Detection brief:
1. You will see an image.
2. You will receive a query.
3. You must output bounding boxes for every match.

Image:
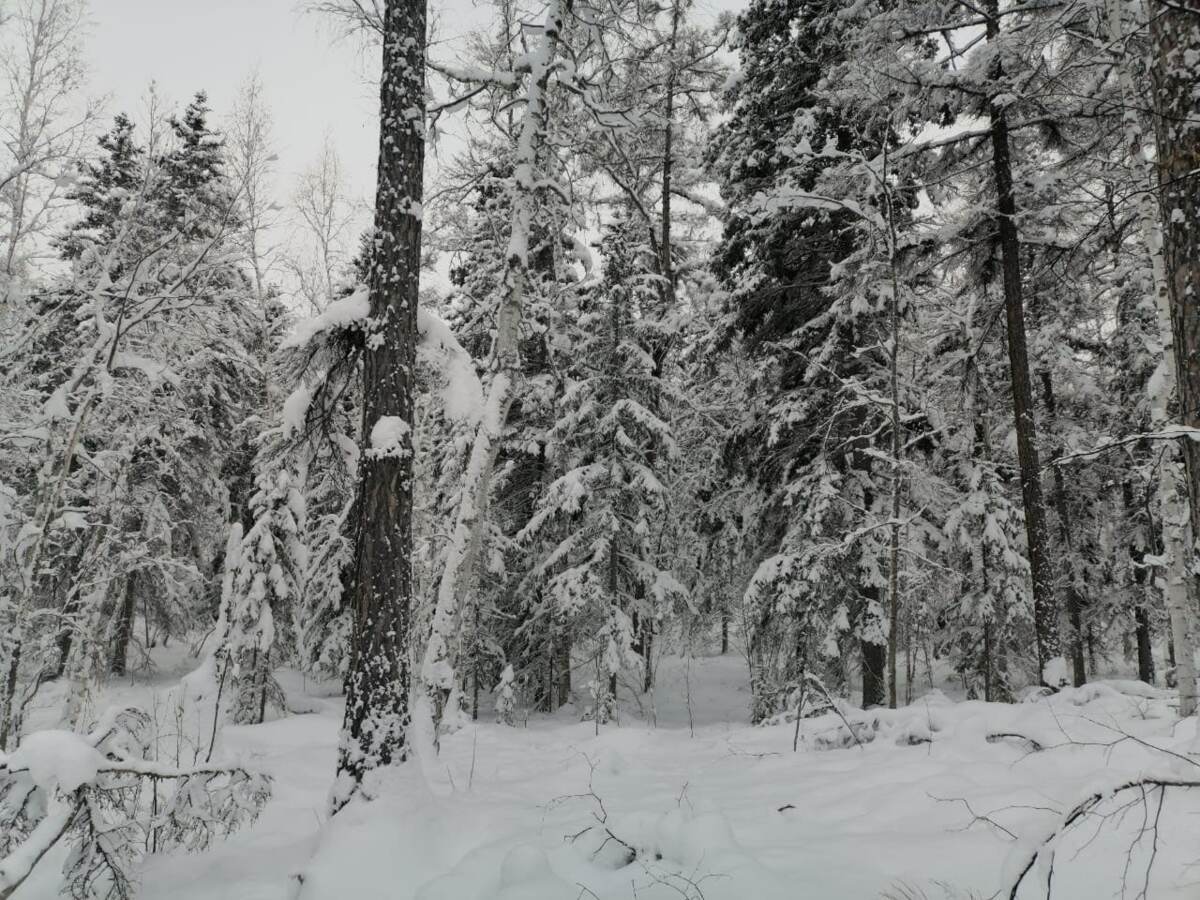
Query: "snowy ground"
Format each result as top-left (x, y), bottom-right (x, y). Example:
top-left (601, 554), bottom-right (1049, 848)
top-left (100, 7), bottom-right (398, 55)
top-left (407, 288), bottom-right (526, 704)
top-left (14, 652), bottom-right (1200, 900)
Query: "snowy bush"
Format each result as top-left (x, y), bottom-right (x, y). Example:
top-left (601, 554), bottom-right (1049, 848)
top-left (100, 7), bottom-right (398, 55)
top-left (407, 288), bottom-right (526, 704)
top-left (494, 665), bottom-right (516, 726)
top-left (0, 708), bottom-right (269, 899)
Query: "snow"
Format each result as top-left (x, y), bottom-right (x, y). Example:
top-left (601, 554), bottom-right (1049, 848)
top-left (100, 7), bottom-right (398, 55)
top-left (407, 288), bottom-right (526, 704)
top-left (2, 729), bottom-right (101, 793)
top-left (281, 287), bottom-right (371, 350)
top-left (8, 653), bottom-right (1175, 900)
top-left (367, 415), bottom-right (410, 459)
top-left (417, 307), bottom-right (483, 425)
top-left (282, 384), bottom-right (313, 439)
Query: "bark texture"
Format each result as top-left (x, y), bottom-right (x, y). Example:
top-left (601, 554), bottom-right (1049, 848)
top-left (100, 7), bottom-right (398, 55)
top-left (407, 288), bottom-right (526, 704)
top-left (335, 0), bottom-right (425, 802)
top-left (1151, 0), bottom-right (1200, 717)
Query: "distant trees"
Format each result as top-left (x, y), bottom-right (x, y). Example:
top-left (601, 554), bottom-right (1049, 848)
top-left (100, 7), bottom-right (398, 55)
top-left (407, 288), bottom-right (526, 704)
top-left (0, 94), bottom-right (266, 747)
top-left (3, 0), bottom-right (1200, 814)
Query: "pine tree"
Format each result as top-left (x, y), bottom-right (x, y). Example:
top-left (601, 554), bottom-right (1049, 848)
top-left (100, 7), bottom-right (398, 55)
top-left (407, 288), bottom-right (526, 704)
top-left (334, 0), bottom-right (425, 806)
top-left (216, 445), bottom-right (306, 725)
top-left (518, 214), bottom-right (686, 717)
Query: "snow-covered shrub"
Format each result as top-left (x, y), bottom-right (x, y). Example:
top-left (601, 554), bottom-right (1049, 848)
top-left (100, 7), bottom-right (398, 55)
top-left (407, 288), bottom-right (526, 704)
top-left (495, 664), bottom-right (516, 726)
top-left (0, 708), bottom-right (270, 899)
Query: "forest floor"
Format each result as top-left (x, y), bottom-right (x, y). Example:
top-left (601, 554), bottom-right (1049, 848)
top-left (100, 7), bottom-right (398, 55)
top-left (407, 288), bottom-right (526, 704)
top-left (14, 652), bottom-right (1200, 900)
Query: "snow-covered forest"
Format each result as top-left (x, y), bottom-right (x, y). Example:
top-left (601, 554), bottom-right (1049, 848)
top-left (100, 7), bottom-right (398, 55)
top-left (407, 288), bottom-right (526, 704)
top-left (2, 0), bottom-right (1200, 896)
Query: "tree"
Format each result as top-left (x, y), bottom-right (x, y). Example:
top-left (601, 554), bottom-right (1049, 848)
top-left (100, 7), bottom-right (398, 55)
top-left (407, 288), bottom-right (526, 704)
top-left (418, 0), bottom-right (570, 737)
top-left (0, 0), bottom-right (98, 282)
top-left (334, 0), bottom-right (425, 807)
top-left (216, 446), bottom-right (306, 726)
top-left (1151, 0), bottom-right (1200, 716)
top-left (709, 0), bottom-right (899, 709)
top-left (227, 71), bottom-right (281, 304)
top-left (0, 96), bottom-right (264, 746)
top-left (517, 214), bottom-right (686, 715)
top-left (288, 139), bottom-right (360, 314)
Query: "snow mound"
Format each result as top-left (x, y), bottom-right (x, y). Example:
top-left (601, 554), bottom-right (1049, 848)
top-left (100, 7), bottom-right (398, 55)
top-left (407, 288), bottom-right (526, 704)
top-left (3, 730), bottom-right (101, 793)
top-left (281, 287), bottom-right (370, 349)
top-left (368, 415), bottom-right (409, 459)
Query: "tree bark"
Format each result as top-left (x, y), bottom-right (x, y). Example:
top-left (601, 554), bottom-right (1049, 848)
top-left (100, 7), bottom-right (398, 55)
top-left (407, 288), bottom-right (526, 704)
top-left (1038, 372), bottom-right (1086, 687)
top-left (334, 0), bottom-right (424, 806)
top-left (109, 574), bottom-right (136, 677)
top-left (984, 0), bottom-right (1059, 679)
top-left (861, 638), bottom-right (886, 709)
top-left (1151, 0), bottom-right (1200, 718)
top-left (861, 586), bottom-right (886, 708)
top-left (1135, 607), bottom-right (1155, 685)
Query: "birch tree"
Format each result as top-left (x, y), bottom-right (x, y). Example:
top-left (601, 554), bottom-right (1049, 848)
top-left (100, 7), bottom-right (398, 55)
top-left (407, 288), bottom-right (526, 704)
top-left (1150, 0), bottom-right (1200, 716)
top-left (0, 0), bottom-right (98, 281)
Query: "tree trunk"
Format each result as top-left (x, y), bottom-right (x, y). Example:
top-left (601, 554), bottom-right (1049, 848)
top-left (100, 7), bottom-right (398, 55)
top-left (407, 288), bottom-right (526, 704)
top-left (334, 0), bottom-right (424, 807)
top-left (109, 575), bottom-right (136, 677)
top-left (1135, 607), bottom-right (1155, 685)
top-left (419, 0), bottom-right (565, 735)
top-left (861, 638), bottom-right (886, 709)
top-left (557, 635), bottom-right (571, 707)
top-left (861, 586), bottom-right (886, 708)
top-left (984, 0), bottom-right (1059, 680)
top-left (1151, 0), bottom-right (1200, 718)
top-left (1038, 372), bottom-right (1086, 686)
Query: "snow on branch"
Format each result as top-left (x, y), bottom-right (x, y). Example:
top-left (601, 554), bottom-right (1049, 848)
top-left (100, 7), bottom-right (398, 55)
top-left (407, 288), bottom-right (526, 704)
top-left (0, 709), bottom-right (270, 900)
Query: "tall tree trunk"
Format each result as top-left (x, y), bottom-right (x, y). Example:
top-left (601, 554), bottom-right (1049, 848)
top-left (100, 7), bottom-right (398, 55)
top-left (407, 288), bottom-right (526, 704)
top-left (984, 0), bottom-right (1058, 679)
top-left (1038, 372), bottom-right (1086, 686)
top-left (109, 575), bottom-right (136, 677)
top-left (418, 0), bottom-right (565, 736)
top-left (659, 0), bottom-right (680, 309)
top-left (1134, 607), bottom-right (1155, 685)
top-left (882, 141), bottom-right (904, 709)
top-left (334, 0), bottom-right (424, 807)
top-left (556, 634), bottom-right (571, 707)
top-left (1151, 0), bottom-right (1200, 718)
top-left (861, 586), bottom-right (886, 708)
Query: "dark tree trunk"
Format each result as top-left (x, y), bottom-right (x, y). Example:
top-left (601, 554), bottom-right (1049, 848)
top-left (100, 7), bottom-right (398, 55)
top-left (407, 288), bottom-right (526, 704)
top-left (1134, 607), bottom-right (1155, 685)
top-left (985, 0), bottom-right (1059, 679)
top-left (861, 638), bottom-right (886, 709)
top-left (641, 622), bottom-right (653, 694)
top-left (1039, 372), bottom-right (1086, 686)
top-left (861, 586), bottom-right (886, 708)
top-left (109, 575), bottom-right (136, 677)
top-left (1125, 480), bottom-right (1157, 686)
top-left (335, 0), bottom-right (425, 805)
top-left (556, 635), bottom-right (571, 707)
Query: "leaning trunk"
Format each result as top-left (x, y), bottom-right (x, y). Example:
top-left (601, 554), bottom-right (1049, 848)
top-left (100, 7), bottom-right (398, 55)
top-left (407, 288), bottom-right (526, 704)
top-left (418, 0), bottom-right (566, 737)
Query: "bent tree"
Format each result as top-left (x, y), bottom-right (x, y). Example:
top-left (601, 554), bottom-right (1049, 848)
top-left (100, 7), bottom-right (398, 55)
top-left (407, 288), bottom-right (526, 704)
top-left (334, 0), bottom-right (426, 807)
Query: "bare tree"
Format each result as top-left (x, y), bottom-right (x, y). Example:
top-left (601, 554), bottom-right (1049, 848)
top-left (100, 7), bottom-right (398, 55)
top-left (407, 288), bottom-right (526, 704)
top-left (227, 71), bottom-right (280, 303)
top-left (287, 138), bottom-right (360, 312)
top-left (0, 0), bottom-right (99, 281)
